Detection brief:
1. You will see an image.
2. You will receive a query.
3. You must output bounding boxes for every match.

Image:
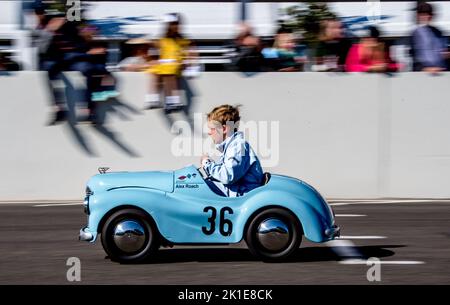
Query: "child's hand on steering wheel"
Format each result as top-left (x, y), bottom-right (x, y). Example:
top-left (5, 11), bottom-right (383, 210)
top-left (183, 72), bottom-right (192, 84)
top-left (200, 154), bottom-right (210, 167)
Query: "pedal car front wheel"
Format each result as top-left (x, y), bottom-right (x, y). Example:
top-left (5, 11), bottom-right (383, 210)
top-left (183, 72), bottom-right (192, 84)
top-left (101, 208), bottom-right (160, 263)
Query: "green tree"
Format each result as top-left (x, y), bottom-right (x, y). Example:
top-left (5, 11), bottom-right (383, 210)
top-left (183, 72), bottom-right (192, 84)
top-left (281, 2), bottom-right (337, 45)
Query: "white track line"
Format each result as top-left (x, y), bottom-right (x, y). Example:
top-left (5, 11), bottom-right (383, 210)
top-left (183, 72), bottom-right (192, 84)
top-left (0, 201), bottom-right (80, 205)
top-left (337, 236), bottom-right (387, 240)
top-left (335, 214), bottom-right (366, 217)
top-left (340, 259), bottom-right (425, 265)
top-left (327, 231), bottom-right (426, 266)
top-left (328, 199), bottom-right (450, 203)
top-left (326, 240), bottom-right (364, 259)
top-left (330, 203), bottom-right (353, 206)
top-left (329, 241), bottom-right (426, 266)
top-left (33, 203), bottom-right (83, 207)
top-left (329, 199), bottom-right (450, 206)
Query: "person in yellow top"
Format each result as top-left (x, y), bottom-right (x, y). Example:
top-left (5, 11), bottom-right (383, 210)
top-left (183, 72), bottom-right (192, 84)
top-left (145, 13), bottom-right (191, 110)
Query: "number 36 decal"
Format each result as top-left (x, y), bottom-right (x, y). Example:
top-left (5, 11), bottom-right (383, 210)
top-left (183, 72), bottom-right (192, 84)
top-left (202, 206), bottom-right (233, 236)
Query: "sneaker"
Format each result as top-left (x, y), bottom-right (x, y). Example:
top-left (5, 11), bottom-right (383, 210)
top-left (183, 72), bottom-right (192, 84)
top-left (165, 95), bottom-right (184, 111)
top-left (91, 90), bottom-right (120, 102)
top-left (144, 93), bottom-right (162, 110)
top-left (91, 91), bottom-right (109, 102)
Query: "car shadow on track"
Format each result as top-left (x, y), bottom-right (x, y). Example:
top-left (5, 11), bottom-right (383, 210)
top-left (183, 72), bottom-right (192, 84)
top-left (122, 245), bottom-right (404, 264)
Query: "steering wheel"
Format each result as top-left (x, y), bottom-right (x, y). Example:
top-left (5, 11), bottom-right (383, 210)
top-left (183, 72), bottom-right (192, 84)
top-left (197, 166), bottom-right (209, 180)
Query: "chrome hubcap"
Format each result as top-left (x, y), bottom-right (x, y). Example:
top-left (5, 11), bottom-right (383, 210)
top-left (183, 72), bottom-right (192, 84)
top-left (113, 220), bottom-right (147, 253)
top-left (256, 218), bottom-right (290, 252)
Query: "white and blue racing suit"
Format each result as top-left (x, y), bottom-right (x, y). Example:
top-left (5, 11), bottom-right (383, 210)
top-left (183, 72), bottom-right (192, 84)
top-left (202, 131), bottom-right (264, 197)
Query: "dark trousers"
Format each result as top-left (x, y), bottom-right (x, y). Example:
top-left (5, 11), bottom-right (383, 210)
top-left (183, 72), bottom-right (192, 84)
top-left (42, 53), bottom-right (114, 113)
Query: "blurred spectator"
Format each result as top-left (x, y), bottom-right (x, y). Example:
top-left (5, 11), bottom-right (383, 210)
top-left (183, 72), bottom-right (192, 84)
top-left (313, 18), bottom-right (351, 72)
top-left (80, 24), bottom-right (119, 105)
top-left (232, 23), bottom-right (264, 72)
top-left (263, 26), bottom-right (302, 72)
top-left (32, 4), bottom-right (56, 56)
top-left (36, 11), bottom-right (81, 124)
top-left (145, 13), bottom-right (190, 110)
top-left (35, 6), bottom-right (118, 125)
top-left (345, 26), bottom-right (399, 73)
top-left (410, 2), bottom-right (448, 72)
top-left (118, 38), bottom-right (151, 72)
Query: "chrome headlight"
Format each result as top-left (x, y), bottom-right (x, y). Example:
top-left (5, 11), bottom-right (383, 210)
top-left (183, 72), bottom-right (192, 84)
top-left (85, 186), bottom-right (93, 196)
top-left (83, 196), bottom-right (90, 215)
top-left (83, 187), bottom-right (92, 215)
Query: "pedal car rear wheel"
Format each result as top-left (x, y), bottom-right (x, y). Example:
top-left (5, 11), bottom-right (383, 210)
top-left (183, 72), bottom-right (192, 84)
top-left (245, 208), bottom-right (302, 261)
top-left (101, 208), bottom-right (159, 263)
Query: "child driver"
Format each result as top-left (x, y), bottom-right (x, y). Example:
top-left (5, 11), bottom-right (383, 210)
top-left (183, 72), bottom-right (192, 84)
top-left (201, 104), bottom-right (264, 197)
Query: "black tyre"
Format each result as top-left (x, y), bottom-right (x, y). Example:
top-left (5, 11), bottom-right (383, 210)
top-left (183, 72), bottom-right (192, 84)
top-left (101, 208), bottom-right (159, 263)
top-left (245, 208), bottom-right (302, 261)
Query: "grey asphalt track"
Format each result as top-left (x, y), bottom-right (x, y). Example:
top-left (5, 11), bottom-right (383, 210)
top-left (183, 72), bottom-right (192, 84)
top-left (0, 201), bottom-right (449, 284)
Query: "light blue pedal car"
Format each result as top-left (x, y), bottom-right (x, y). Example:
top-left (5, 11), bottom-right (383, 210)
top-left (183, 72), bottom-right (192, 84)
top-left (79, 165), bottom-right (340, 263)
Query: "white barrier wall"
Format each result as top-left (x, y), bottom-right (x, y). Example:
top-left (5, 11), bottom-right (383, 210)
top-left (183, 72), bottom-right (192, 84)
top-left (1, 72), bottom-right (450, 200)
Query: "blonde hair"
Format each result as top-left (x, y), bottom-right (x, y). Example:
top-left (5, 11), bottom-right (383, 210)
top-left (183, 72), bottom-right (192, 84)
top-left (207, 104), bottom-right (241, 131)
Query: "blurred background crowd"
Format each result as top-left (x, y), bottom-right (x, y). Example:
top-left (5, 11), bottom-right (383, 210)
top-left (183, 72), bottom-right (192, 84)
top-left (0, 1), bottom-right (448, 73)
top-left (0, 1), bottom-right (449, 125)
